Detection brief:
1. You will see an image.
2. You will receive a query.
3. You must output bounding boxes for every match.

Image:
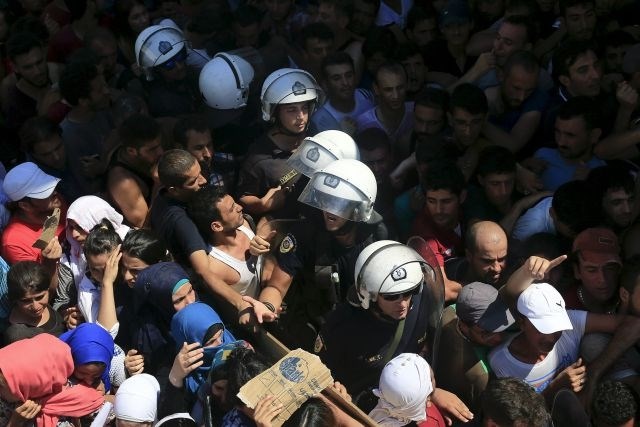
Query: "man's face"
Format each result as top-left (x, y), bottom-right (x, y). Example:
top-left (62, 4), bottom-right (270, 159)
top-left (215, 194), bottom-right (245, 231)
top-left (322, 211), bottom-right (349, 232)
top-left (603, 188), bottom-right (635, 228)
top-left (463, 322), bottom-right (505, 347)
top-left (477, 0), bottom-right (505, 22)
top-left (265, 0), bottom-right (294, 22)
top-left (374, 70), bottom-right (407, 110)
top-left (479, 172), bottom-right (515, 209)
top-left (376, 291), bottom-right (414, 320)
top-left (87, 74), bottom-right (110, 111)
top-left (324, 63), bottom-right (356, 102)
top-left (400, 53), bottom-right (426, 94)
top-left (277, 101), bottom-right (310, 134)
top-left (501, 66), bottom-right (538, 109)
top-left (170, 161), bottom-right (207, 201)
top-left (564, 3), bottom-right (597, 41)
top-left (304, 37), bottom-right (333, 68)
top-left (128, 4), bottom-right (150, 35)
top-left (361, 147), bottom-right (393, 184)
top-left (185, 129), bottom-right (214, 169)
top-left (407, 18), bottom-right (438, 47)
top-left (21, 190), bottom-right (62, 220)
top-left (520, 317), bottom-right (563, 356)
top-left (350, 0), bottom-right (377, 35)
top-left (493, 23), bottom-right (529, 66)
top-left (32, 135), bottom-right (66, 171)
top-left (13, 46), bottom-right (48, 87)
top-left (574, 256), bottom-right (621, 302)
top-left (414, 105), bottom-right (446, 140)
top-left (604, 45), bottom-right (629, 74)
top-left (441, 21), bottom-right (471, 47)
top-left (450, 108), bottom-right (485, 147)
top-left (90, 39), bottom-right (118, 80)
top-left (233, 22), bottom-right (261, 48)
top-left (554, 116), bottom-right (596, 160)
top-left (426, 188), bottom-right (462, 230)
top-left (563, 51), bottom-right (602, 97)
top-left (135, 137), bottom-right (164, 167)
top-left (467, 235), bottom-right (508, 285)
top-left (317, 2), bottom-right (341, 29)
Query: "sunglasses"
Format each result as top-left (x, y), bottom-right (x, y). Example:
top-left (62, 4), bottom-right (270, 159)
top-left (380, 285), bottom-right (421, 301)
top-left (159, 48), bottom-right (187, 70)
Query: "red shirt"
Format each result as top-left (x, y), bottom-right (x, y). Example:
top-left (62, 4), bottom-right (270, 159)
top-left (410, 213), bottom-right (463, 267)
top-left (418, 404), bottom-right (447, 427)
top-left (1, 213), bottom-right (66, 264)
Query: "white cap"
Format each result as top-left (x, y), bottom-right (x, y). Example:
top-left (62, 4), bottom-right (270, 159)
top-left (2, 162), bottom-right (60, 202)
top-left (517, 282), bottom-right (573, 334)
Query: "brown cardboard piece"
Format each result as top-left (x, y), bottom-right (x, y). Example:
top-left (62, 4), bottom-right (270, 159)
top-left (237, 348), bottom-right (333, 427)
top-left (32, 207), bottom-right (60, 250)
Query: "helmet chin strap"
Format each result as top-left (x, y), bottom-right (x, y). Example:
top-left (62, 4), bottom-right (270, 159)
top-left (329, 219), bottom-right (357, 236)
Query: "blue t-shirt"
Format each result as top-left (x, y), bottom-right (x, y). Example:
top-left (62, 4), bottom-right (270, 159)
top-left (534, 148), bottom-right (606, 191)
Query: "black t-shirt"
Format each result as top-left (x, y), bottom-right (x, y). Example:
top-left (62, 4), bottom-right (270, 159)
top-left (150, 191), bottom-right (207, 266)
top-left (423, 39), bottom-right (478, 78)
top-left (3, 306), bottom-right (65, 345)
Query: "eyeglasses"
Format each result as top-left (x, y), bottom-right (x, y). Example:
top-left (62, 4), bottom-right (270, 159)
top-left (380, 285), bottom-right (421, 301)
top-left (158, 48), bottom-right (187, 70)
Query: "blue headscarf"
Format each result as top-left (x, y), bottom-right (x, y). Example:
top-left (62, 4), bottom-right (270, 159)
top-left (59, 323), bottom-right (114, 391)
top-left (170, 302), bottom-right (236, 395)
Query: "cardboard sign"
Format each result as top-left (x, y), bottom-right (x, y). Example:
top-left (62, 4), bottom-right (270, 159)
top-left (237, 348), bottom-right (334, 427)
top-left (32, 207), bottom-right (60, 250)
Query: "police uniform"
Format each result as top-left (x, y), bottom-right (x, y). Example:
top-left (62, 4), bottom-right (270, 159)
top-left (269, 215), bottom-right (387, 350)
top-left (315, 286), bottom-right (433, 398)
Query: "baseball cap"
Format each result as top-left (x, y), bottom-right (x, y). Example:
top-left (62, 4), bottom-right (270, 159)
top-left (517, 283), bottom-right (572, 334)
top-left (572, 227), bottom-right (621, 266)
top-left (457, 282), bottom-right (515, 332)
top-left (439, 1), bottom-right (471, 27)
top-left (622, 43), bottom-right (640, 75)
top-left (2, 162), bottom-right (60, 202)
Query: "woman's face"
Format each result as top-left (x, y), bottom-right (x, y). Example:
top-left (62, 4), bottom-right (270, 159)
top-left (128, 4), bottom-right (150, 35)
top-left (171, 283), bottom-right (196, 311)
top-left (73, 363), bottom-right (106, 388)
top-left (67, 219), bottom-right (89, 246)
top-left (204, 328), bottom-right (224, 348)
top-left (87, 252), bottom-right (111, 283)
top-left (121, 253), bottom-right (149, 288)
top-left (16, 289), bottom-right (49, 321)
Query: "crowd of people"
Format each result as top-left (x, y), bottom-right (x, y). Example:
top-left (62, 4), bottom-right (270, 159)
top-left (0, 0), bottom-right (639, 425)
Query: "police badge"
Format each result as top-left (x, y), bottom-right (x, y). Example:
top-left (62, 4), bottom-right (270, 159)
top-left (279, 233), bottom-right (296, 253)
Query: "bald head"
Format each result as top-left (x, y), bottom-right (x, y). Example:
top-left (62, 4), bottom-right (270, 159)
top-left (466, 221), bottom-right (509, 286)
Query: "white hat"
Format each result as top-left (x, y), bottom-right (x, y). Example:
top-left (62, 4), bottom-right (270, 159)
top-left (2, 162), bottom-right (60, 202)
top-left (114, 374), bottom-right (160, 423)
top-left (517, 283), bottom-right (572, 334)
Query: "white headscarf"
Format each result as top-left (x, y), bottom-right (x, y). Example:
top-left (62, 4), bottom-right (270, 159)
top-left (65, 196), bottom-right (130, 286)
top-left (369, 353), bottom-right (433, 427)
top-left (115, 374), bottom-right (160, 422)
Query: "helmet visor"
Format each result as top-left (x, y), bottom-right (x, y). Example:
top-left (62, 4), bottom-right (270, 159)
top-left (287, 143), bottom-right (338, 177)
top-left (298, 174), bottom-right (373, 222)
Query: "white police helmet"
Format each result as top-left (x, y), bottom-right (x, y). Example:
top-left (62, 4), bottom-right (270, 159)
top-left (287, 130), bottom-right (360, 177)
top-left (354, 241), bottom-right (427, 309)
top-left (135, 24), bottom-right (186, 69)
top-left (199, 53), bottom-right (255, 109)
top-left (298, 159), bottom-right (376, 222)
top-left (260, 68), bottom-right (323, 122)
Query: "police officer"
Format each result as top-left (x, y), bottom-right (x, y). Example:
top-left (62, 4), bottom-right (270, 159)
top-left (236, 68), bottom-right (323, 219)
top-left (244, 159), bottom-right (386, 349)
top-left (315, 240), bottom-right (444, 399)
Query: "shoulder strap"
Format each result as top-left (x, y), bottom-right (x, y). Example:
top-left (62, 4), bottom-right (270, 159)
top-left (382, 318), bottom-right (406, 365)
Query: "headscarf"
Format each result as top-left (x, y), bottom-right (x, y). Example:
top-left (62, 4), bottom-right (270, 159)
top-left (170, 302), bottom-right (236, 395)
top-left (59, 323), bottom-right (115, 392)
top-left (0, 334), bottom-right (104, 427)
top-left (114, 374), bottom-right (160, 423)
top-left (369, 353), bottom-right (433, 427)
top-left (65, 196), bottom-right (130, 286)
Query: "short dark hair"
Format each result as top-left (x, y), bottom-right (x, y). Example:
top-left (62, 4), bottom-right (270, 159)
top-left (119, 114), bottom-right (161, 149)
top-left (406, 5), bottom-right (437, 30)
top-left (321, 51), bottom-right (355, 79)
top-left (476, 146), bottom-right (517, 177)
top-left (555, 96), bottom-right (601, 130)
top-left (122, 229), bottom-right (168, 265)
top-left (552, 180), bottom-right (602, 235)
top-left (6, 31), bottom-right (42, 61)
top-left (187, 185), bottom-right (227, 238)
top-left (501, 14), bottom-right (537, 44)
top-left (503, 50), bottom-right (540, 76)
top-left (319, 0), bottom-right (354, 20)
top-left (10, 16), bottom-right (48, 45)
top-left (394, 43), bottom-right (423, 63)
top-left (374, 62), bottom-right (406, 83)
top-left (173, 115), bottom-right (210, 149)
top-left (59, 59), bottom-right (99, 106)
top-left (362, 26), bottom-right (397, 59)
top-left (7, 261), bottom-right (49, 303)
top-left (586, 162), bottom-right (635, 199)
top-left (559, 0), bottom-right (594, 16)
top-left (415, 87), bottom-right (449, 112)
top-left (450, 83), bottom-right (488, 116)
top-left (592, 381), bottom-right (638, 426)
top-left (224, 347), bottom-right (269, 407)
top-left (83, 219), bottom-right (122, 258)
top-left (64, 0), bottom-right (89, 22)
top-left (85, 27), bottom-right (117, 48)
top-left (232, 4), bottom-right (263, 27)
top-left (482, 378), bottom-right (550, 426)
top-left (422, 160), bottom-right (466, 196)
top-left (415, 136), bottom-right (453, 166)
top-left (158, 149), bottom-right (198, 188)
top-left (355, 127), bottom-right (391, 153)
top-left (552, 40), bottom-right (597, 84)
top-left (602, 29), bottom-right (636, 49)
top-left (19, 116), bottom-right (61, 154)
top-left (301, 22), bottom-right (334, 51)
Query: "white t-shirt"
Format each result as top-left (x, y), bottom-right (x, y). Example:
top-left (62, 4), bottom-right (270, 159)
top-left (356, 102), bottom-right (415, 145)
top-left (311, 89), bottom-right (375, 132)
top-left (488, 310), bottom-right (587, 392)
